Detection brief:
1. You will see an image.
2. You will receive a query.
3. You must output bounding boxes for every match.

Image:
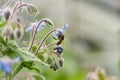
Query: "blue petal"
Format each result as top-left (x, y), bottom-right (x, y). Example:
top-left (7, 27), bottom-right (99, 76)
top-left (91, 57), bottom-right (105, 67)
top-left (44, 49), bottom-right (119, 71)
top-left (0, 61), bottom-right (12, 74)
top-left (48, 31), bottom-right (62, 41)
top-left (37, 25), bottom-right (44, 31)
top-left (53, 31), bottom-right (62, 37)
top-left (25, 22), bottom-right (45, 32)
top-left (38, 22), bottom-right (45, 30)
top-left (14, 57), bottom-right (20, 62)
top-left (48, 24), bottom-right (68, 41)
top-left (61, 24), bottom-right (68, 31)
top-left (25, 26), bottom-right (33, 32)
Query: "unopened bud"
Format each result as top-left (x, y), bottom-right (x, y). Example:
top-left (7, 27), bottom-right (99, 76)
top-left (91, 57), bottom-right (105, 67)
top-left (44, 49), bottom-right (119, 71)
top-left (54, 62), bottom-right (60, 70)
top-left (9, 33), bottom-right (14, 40)
top-left (27, 4), bottom-right (39, 16)
top-left (17, 18), bottom-right (20, 23)
top-left (58, 58), bottom-right (64, 67)
top-left (3, 8), bottom-right (11, 20)
top-left (50, 61), bottom-right (60, 71)
top-left (15, 23), bottom-right (23, 39)
top-left (54, 46), bottom-right (64, 55)
top-left (3, 26), bottom-right (13, 37)
top-left (41, 18), bottom-right (54, 27)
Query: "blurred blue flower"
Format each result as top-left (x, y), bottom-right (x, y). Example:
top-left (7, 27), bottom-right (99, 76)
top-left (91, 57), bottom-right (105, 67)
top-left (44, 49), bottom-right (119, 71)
top-left (0, 56), bottom-right (20, 74)
top-left (25, 22), bottom-right (45, 32)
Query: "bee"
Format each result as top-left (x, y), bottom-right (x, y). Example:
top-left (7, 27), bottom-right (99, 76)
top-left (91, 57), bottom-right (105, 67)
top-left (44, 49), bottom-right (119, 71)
top-left (56, 33), bottom-right (64, 45)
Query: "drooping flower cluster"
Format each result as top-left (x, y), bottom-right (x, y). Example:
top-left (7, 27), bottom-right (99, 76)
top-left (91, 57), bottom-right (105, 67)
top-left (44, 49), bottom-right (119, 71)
top-left (25, 19), bottom-right (68, 71)
top-left (0, 0), bottom-right (68, 79)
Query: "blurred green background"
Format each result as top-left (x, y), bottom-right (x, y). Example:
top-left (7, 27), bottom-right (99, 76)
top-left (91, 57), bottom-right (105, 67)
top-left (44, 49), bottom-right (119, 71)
top-left (1, 0), bottom-right (120, 80)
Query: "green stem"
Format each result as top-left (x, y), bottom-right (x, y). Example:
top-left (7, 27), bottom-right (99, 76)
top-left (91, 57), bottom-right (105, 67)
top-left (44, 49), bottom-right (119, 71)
top-left (10, 3), bottom-right (27, 20)
top-left (9, 73), bottom-right (12, 80)
top-left (12, 20), bottom-right (44, 79)
top-left (12, 62), bottom-right (23, 78)
top-left (5, 73), bottom-right (9, 80)
top-left (35, 29), bottom-right (57, 55)
top-left (28, 20), bottom-right (44, 51)
top-left (46, 42), bottom-right (57, 49)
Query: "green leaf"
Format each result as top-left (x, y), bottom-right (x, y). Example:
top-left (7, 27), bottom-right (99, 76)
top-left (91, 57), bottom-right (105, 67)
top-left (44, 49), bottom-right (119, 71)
top-left (0, 20), bottom-right (8, 28)
top-left (12, 63), bottom-right (23, 78)
top-left (11, 22), bottom-right (17, 30)
top-left (33, 74), bottom-right (45, 80)
top-left (8, 40), bottom-right (19, 49)
top-left (2, 41), bottom-right (19, 58)
top-left (0, 35), bottom-right (7, 46)
top-left (27, 4), bottom-right (39, 16)
top-left (22, 62), bottom-right (40, 73)
top-left (16, 49), bottom-right (49, 66)
top-left (32, 44), bottom-right (38, 53)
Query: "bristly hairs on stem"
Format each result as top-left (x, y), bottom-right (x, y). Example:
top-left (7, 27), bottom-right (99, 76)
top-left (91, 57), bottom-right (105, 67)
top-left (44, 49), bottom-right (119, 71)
top-left (46, 42), bottom-right (57, 49)
top-left (28, 20), bottom-right (45, 52)
top-left (35, 29), bottom-right (57, 55)
top-left (10, 2), bottom-right (27, 20)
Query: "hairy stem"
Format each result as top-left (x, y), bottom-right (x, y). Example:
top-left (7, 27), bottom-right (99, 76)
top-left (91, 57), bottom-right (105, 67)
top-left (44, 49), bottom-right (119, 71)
top-left (10, 3), bottom-right (19, 20)
top-left (28, 20), bottom-right (44, 51)
top-left (35, 29), bottom-right (57, 55)
top-left (46, 42), bottom-right (57, 49)
top-left (10, 3), bottom-right (27, 20)
top-left (12, 20), bottom-right (44, 79)
top-left (15, 3), bottom-right (27, 10)
top-left (49, 51), bottom-right (61, 58)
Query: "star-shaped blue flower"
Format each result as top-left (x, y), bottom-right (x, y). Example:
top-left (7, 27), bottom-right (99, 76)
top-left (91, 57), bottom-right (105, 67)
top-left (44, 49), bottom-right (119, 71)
top-left (49, 24), bottom-right (68, 41)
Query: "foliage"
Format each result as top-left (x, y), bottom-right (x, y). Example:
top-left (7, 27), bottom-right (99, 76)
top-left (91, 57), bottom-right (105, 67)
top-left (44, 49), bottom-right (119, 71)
top-left (0, 0), bottom-right (68, 80)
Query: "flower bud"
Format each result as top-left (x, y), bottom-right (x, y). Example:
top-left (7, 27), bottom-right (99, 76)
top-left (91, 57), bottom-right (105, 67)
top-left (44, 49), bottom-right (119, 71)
top-left (54, 46), bottom-right (64, 55)
top-left (3, 7), bottom-right (11, 20)
top-left (14, 23), bottom-right (23, 40)
top-left (50, 61), bottom-right (60, 71)
top-left (41, 18), bottom-right (54, 27)
top-left (27, 4), bottom-right (39, 16)
top-left (58, 58), bottom-right (64, 67)
top-left (3, 26), bottom-right (13, 37)
top-left (9, 33), bottom-right (14, 40)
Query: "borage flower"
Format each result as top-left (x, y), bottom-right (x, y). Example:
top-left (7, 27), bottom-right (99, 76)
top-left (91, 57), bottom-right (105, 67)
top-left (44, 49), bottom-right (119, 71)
top-left (0, 56), bottom-right (20, 74)
top-left (50, 24), bottom-right (68, 40)
top-left (25, 21), bottom-right (45, 32)
top-left (54, 45), bottom-right (64, 55)
top-left (54, 24), bottom-right (68, 37)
